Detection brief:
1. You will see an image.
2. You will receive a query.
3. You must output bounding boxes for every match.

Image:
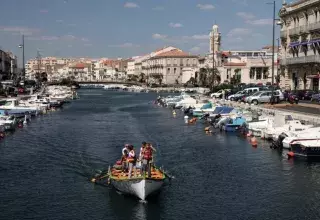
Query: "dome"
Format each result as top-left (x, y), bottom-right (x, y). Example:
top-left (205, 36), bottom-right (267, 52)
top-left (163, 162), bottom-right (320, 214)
top-left (212, 24), bottom-right (219, 33)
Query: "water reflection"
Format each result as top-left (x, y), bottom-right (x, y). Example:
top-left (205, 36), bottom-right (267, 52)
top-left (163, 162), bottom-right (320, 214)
top-left (108, 189), bottom-right (161, 220)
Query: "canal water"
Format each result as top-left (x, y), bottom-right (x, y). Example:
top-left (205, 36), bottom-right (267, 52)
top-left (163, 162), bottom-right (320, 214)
top-left (1, 89), bottom-right (320, 220)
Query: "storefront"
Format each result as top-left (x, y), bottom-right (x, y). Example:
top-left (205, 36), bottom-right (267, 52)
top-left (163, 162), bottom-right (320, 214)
top-left (307, 74), bottom-right (320, 91)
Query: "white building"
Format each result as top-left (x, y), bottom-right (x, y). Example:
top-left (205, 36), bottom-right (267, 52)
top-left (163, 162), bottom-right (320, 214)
top-left (143, 48), bottom-right (199, 85)
top-left (279, 0), bottom-right (320, 91)
top-left (199, 24), bottom-right (278, 86)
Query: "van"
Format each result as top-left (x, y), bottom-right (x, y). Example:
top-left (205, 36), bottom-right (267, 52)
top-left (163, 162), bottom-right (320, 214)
top-left (242, 87), bottom-right (261, 95)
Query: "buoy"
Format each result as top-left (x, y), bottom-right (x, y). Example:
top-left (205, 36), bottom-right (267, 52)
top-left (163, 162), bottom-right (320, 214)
top-left (287, 151), bottom-right (295, 158)
top-left (251, 137), bottom-right (258, 147)
top-left (205, 127), bottom-right (210, 131)
top-left (91, 178), bottom-right (96, 183)
top-left (184, 115), bottom-right (189, 124)
top-left (0, 132), bottom-right (5, 138)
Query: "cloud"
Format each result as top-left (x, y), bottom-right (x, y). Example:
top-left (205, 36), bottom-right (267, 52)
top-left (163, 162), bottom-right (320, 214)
top-left (152, 33), bottom-right (168, 40)
top-left (84, 43), bottom-right (92, 47)
top-left (152, 6), bottom-right (164, 10)
top-left (67, 23), bottom-right (76, 27)
top-left (197, 4), bottom-right (215, 10)
top-left (237, 12), bottom-right (255, 20)
top-left (152, 33), bottom-right (209, 44)
top-left (232, 0), bottom-right (248, 6)
top-left (124, 2), bottom-right (139, 8)
top-left (56, 19), bottom-right (63, 23)
top-left (169, 23), bottom-right (183, 28)
top-left (40, 9), bottom-right (48, 13)
top-left (63, 35), bottom-right (77, 40)
top-left (0, 26), bottom-right (40, 36)
top-left (81, 37), bottom-right (89, 42)
top-left (108, 43), bottom-right (140, 48)
top-left (188, 34), bottom-right (209, 40)
top-left (27, 35), bottom-right (89, 42)
top-left (227, 28), bottom-right (252, 37)
top-left (247, 19), bottom-right (273, 26)
top-left (237, 12), bottom-right (273, 26)
top-left (190, 47), bottom-right (201, 53)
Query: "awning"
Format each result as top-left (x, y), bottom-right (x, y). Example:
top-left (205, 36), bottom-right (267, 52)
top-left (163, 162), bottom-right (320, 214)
top-left (307, 74), bottom-right (320, 79)
top-left (289, 39), bottom-right (320, 47)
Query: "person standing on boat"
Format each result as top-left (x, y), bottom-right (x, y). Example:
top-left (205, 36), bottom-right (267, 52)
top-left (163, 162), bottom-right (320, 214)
top-left (142, 143), bottom-right (155, 178)
top-left (121, 144), bottom-right (129, 172)
top-left (127, 145), bottom-right (136, 178)
top-left (137, 142), bottom-right (147, 169)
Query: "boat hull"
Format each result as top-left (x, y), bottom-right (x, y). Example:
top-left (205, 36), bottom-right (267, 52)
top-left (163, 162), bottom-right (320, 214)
top-left (291, 144), bottom-right (320, 158)
top-left (111, 178), bottom-right (164, 200)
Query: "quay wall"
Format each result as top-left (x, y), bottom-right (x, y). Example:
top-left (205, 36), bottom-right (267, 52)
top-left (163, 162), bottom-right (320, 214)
top-left (223, 100), bottom-right (320, 126)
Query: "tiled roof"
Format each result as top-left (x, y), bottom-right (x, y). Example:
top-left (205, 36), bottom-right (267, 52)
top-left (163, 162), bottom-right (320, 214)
top-left (70, 63), bottom-right (87, 68)
top-left (223, 62), bottom-right (246, 67)
top-left (154, 49), bottom-right (196, 58)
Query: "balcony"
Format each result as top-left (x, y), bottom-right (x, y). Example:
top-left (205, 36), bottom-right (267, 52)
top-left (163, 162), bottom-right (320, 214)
top-left (280, 55), bottom-right (320, 65)
top-left (286, 22), bottom-right (320, 36)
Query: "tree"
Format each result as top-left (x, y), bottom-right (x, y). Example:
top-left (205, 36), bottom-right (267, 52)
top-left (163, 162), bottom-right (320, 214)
top-left (186, 76), bottom-right (196, 85)
top-left (139, 73), bottom-right (146, 83)
top-left (230, 68), bottom-right (241, 85)
top-left (152, 74), bottom-right (163, 85)
top-left (198, 68), bottom-right (208, 87)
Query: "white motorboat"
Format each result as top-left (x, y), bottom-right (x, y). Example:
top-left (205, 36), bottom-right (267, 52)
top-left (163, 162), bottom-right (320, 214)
top-left (264, 120), bottom-right (313, 140)
top-left (281, 127), bottom-right (320, 149)
top-left (248, 114), bottom-right (293, 137)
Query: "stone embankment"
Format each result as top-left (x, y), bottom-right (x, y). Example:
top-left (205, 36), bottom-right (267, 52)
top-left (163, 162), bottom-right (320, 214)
top-left (223, 100), bottom-right (320, 126)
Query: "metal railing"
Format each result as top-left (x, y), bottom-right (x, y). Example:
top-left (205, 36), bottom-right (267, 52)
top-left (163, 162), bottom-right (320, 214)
top-left (285, 22), bottom-right (320, 36)
top-left (280, 54), bottom-right (320, 65)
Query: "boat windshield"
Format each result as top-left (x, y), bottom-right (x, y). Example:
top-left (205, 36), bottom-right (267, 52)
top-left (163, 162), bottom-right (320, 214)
top-left (3, 101), bottom-right (13, 106)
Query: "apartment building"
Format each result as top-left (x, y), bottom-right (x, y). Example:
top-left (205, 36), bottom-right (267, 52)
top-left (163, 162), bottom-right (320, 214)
top-left (143, 49), bottom-right (199, 85)
top-left (0, 50), bottom-right (17, 80)
top-left (279, 0), bottom-right (320, 90)
top-left (218, 49), bottom-right (278, 85)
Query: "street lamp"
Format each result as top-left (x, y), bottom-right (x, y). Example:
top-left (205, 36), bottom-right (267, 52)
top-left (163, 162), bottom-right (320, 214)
top-left (267, 1), bottom-right (281, 104)
top-left (18, 34), bottom-right (25, 83)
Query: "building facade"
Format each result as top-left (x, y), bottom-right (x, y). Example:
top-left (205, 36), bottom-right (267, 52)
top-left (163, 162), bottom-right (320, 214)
top-left (0, 50), bottom-right (17, 80)
top-left (200, 24), bottom-right (278, 86)
top-left (143, 49), bottom-right (198, 85)
top-left (279, 0), bottom-right (320, 91)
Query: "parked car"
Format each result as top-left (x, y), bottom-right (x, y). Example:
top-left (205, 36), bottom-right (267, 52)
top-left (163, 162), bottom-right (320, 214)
top-left (210, 89), bottom-right (231, 98)
top-left (246, 90), bottom-right (284, 105)
top-left (311, 93), bottom-right (320, 102)
top-left (228, 91), bottom-right (245, 101)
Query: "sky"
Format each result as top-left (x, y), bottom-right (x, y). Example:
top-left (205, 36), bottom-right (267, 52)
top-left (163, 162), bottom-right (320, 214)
top-left (0, 0), bottom-right (283, 66)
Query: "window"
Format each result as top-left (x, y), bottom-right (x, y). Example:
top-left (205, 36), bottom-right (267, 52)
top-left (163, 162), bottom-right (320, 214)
top-left (186, 59), bottom-right (189, 65)
top-left (174, 68), bottom-right (177, 74)
top-left (256, 68), bottom-right (262, 79)
top-left (263, 68), bottom-right (268, 79)
top-left (174, 59), bottom-right (177, 64)
top-left (167, 68), bottom-right (170, 73)
top-left (167, 59), bottom-right (171, 65)
top-left (250, 68), bottom-right (255, 79)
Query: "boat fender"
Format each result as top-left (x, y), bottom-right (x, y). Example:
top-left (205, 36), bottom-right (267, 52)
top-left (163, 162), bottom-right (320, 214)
top-left (287, 151), bottom-right (294, 158)
top-left (0, 132), bottom-right (4, 138)
top-left (251, 137), bottom-right (258, 147)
